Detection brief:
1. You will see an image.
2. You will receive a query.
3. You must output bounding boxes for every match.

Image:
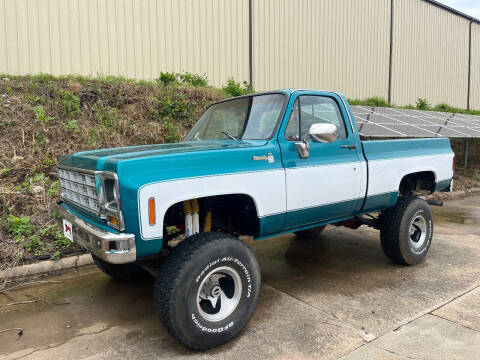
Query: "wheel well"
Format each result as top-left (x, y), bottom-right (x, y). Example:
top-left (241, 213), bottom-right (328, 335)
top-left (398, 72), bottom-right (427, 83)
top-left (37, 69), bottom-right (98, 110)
top-left (163, 194), bottom-right (260, 238)
top-left (399, 171), bottom-right (436, 196)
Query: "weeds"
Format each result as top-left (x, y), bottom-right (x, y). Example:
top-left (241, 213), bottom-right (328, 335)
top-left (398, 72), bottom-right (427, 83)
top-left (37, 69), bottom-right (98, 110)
top-left (62, 119), bottom-right (79, 132)
top-left (56, 89), bottom-right (81, 119)
top-left (416, 98), bottom-right (430, 110)
top-left (178, 72), bottom-right (208, 87)
top-left (155, 72), bottom-right (209, 87)
top-left (157, 72), bottom-right (178, 86)
top-left (0, 167), bottom-right (10, 177)
top-left (47, 181), bottom-right (59, 198)
top-left (93, 103), bottom-right (121, 129)
top-left (222, 78), bottom-right (254, 97)
top-left (5, 215), bottom-right (70, 258)
top-left (7, 215), bottom-right (34, 240)
top-left (32, 105), bottom-right (54, 123)
top-left (348, 97), bottom-right (390, 107)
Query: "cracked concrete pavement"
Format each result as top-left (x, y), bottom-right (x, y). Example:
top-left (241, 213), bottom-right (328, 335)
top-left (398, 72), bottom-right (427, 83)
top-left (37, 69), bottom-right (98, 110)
top-left (1, 195), bottom-right (480, 359)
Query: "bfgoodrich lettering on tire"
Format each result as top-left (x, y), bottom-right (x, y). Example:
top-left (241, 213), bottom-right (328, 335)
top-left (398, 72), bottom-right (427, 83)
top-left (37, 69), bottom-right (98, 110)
top-left (154, 232), bottom-right (261, 350)
top-left (380, 196), bottom-right (433, 265)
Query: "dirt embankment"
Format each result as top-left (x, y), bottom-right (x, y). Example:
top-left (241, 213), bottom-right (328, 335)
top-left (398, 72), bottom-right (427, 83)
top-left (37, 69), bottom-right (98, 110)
top-left (0, 75), bottom-right (226, 271)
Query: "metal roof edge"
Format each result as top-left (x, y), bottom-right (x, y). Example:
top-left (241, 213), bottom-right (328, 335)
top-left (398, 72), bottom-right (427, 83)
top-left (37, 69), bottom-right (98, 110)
top-left (423, 0), bottom-right (480, 24)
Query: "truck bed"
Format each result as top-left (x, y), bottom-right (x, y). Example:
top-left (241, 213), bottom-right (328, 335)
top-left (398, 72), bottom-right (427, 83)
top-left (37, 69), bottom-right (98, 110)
top-left (360, 138), bottom-right (454, 212)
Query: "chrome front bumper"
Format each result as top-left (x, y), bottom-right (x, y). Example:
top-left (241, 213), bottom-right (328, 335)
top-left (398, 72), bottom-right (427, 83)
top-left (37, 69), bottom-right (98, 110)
top-left (51, 202), bottom-right (136, 264)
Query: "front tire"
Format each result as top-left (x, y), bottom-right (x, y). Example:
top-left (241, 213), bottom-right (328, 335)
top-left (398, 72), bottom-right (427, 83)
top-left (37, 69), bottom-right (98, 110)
top-left (154, 232), bottom-right (261, 350)
top-left (380, 196), bottom-right (433, 265)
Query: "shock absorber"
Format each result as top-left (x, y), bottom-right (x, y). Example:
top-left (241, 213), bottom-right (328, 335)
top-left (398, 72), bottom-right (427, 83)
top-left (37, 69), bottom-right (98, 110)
top-left (191, 199), bottom-right (200, 234)
top-left (182, 200), bottom-right (193, 237)
top-left (204, 211), bottom-right (212, 232)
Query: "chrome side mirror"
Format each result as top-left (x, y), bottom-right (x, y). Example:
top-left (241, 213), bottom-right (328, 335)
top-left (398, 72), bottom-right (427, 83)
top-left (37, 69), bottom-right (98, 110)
top-left (309, 123), bottom-right (337, 143)
top-left (294, 123), bottom-right (337, 159)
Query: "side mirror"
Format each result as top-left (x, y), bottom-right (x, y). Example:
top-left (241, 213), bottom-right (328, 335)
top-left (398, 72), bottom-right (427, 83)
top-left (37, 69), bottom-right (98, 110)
top-left (294, 123), bottom-right (337, 159)
top-left (308, 123), bottom-right (337, 143)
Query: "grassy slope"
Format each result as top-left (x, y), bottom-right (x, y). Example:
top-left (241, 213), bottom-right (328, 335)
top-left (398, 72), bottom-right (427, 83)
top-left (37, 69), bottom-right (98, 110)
top-left (0, 75), bottom-right (226, 270)
top-left (0, 76), bottom-right (478, 271)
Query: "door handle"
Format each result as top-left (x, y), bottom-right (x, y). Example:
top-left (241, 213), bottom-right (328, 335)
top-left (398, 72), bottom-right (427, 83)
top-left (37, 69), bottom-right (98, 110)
top-left (340, 144), bottom-right (357, 150)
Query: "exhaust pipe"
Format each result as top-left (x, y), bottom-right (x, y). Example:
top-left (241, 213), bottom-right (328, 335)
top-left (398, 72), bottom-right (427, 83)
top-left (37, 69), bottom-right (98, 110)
top-left (427, 199), bottom-right (443, 207)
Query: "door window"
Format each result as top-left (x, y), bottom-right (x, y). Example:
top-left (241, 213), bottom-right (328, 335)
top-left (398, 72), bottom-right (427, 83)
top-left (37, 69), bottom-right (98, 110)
top-left (285, 96), bottom-right (348, 141)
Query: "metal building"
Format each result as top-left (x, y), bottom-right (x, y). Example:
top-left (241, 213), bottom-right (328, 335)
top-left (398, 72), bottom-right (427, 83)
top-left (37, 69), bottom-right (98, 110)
top-left (0, 0), bottom-right (478, 109)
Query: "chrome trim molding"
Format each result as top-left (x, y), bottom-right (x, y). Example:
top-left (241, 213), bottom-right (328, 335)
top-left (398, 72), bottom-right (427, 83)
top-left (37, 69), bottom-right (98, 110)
top-left (51, 202), bottom-right (136, 264)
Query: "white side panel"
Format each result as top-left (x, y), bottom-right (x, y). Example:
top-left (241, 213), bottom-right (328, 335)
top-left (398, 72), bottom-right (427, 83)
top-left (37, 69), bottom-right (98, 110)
top-left (138, 170), bottom-right (286, 240)
top-left (367, 154), bottom-right (454, 196)
top-left (285, 162), bottom-right (363, 211)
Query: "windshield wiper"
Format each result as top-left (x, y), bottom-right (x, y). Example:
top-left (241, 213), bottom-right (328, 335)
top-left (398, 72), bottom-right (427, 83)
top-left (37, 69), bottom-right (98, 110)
top-left (222, 131), bottom-right (238, 140)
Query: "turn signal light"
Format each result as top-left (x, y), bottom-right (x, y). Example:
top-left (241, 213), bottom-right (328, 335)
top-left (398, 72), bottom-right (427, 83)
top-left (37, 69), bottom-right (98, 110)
top-left (148, 197), bottom-right (156, 225)
top-left (108, 215), bottom-right (119, 227)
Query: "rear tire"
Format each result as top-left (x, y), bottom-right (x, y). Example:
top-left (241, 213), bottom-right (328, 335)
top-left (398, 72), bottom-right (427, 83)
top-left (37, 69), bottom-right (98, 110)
top-left (380, 196), bottom-right (433, 265)
top-left (154, 232), bottom-right (261, 350)
top-left (91, 254), bottom-right (150, 281)
top-left (294, 225), bottom-right (326, 239)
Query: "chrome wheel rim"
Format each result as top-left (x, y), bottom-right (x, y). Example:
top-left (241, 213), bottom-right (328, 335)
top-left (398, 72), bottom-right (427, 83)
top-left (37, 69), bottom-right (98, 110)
top-left (196, 266), bottom-right (242, 322)
top-left (409, 214), bottom-right (427, 251)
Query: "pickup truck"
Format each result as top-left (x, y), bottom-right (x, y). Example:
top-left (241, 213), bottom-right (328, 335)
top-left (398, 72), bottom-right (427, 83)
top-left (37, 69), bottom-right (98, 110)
top-left (51, 89), bottom-right (454, 350)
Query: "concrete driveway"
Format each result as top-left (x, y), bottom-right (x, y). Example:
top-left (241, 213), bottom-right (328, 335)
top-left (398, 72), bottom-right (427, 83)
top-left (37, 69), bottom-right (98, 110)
top-left (1, 195), bottom-right (480, 359)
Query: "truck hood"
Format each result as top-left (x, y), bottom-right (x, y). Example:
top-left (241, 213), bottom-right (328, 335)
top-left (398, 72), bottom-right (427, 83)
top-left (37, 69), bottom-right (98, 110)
top-left (58, 140), bottom-right (267, 171)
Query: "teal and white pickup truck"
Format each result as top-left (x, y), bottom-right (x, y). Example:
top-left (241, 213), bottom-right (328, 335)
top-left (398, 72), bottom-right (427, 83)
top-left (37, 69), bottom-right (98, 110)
top-left (51, 89), bottom-right (454, 349)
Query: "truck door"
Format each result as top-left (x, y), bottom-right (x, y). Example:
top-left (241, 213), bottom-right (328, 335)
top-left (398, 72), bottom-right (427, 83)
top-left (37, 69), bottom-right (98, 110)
top-left (278, 92), bottom-right (364, 229)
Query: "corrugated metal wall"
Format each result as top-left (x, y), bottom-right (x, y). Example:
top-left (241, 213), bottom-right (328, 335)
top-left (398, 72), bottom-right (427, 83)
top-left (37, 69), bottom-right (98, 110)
top-left (252, 0), bottom-right (391, 99)
top-left (0, 0), bottom-right (249, 87)
top-left (471, 23), bottom-right (480, 110)
top-left (0, 0), bottom-right (478, 109)
top-left (391, 0), bottom-right (470, 108)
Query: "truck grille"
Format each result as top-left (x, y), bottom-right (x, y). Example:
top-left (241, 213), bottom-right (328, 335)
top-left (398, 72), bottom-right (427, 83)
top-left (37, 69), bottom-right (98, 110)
top-left (58, 168), bottom-right (100, 214)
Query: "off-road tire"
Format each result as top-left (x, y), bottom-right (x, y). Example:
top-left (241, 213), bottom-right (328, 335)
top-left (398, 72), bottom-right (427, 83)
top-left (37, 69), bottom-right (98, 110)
top-left (154, 232), bottom-right (261, 350)
top-left (294, 225), bottom-right (326, 239)
top-left (91, 254), bottom-right (150, 281)
top-left (380, 196), bottom-right (433, 265)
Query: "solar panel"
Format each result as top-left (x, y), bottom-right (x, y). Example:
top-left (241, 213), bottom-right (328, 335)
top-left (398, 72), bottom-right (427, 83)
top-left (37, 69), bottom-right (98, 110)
top-left (351, 106), bottom-right (480, 138)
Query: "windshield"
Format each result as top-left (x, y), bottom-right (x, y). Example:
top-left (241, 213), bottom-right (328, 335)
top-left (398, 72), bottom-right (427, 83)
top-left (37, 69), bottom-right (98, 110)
top-left (184, 94), bottom-right (286, 141)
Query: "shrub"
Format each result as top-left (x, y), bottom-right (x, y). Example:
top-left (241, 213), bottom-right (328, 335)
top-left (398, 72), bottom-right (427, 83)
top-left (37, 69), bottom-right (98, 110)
top-left (178, 72), bottom-right (208, 87)
top-left (222, 78), bottom-right (254, 97)
top-left (162, 117), bottom-right (181, 143)
top-left (416, 98), bottom-right (430, 110)
top-left (150, 89), bottom-right (194, 122)
top-left (156, 72), bottom-right (178, 86)
top-left (156, 72), bottom-right (209, 87)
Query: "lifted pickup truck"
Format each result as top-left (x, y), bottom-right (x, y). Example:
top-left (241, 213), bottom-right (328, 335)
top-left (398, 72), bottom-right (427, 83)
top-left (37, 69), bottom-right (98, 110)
top-left (51, 89), bottom-right (454, 349)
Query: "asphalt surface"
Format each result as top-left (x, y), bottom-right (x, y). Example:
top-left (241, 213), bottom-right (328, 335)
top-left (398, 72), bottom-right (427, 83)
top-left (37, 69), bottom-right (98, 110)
top-left (1, 195), bottom-right (480, 359)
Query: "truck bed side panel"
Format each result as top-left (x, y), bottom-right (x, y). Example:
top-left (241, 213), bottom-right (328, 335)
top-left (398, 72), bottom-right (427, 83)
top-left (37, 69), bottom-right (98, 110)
top-left (361, 138), bottom-right (454, 212)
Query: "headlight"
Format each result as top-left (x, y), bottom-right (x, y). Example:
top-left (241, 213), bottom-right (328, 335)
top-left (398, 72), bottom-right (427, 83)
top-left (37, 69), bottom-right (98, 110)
top-left (96, 171), bottom-right (125, 231)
